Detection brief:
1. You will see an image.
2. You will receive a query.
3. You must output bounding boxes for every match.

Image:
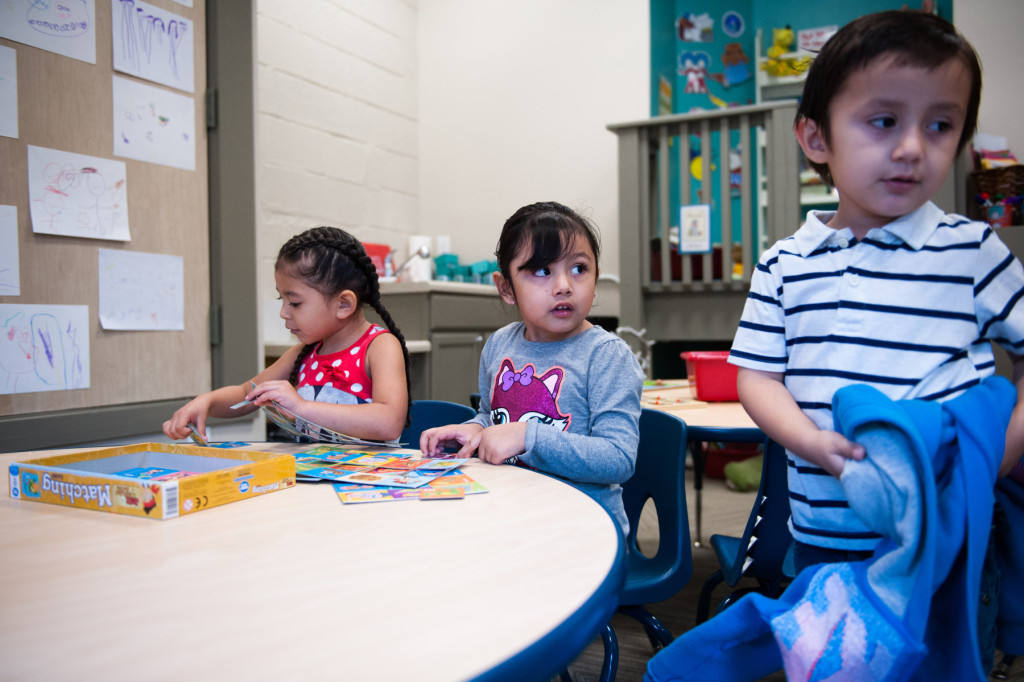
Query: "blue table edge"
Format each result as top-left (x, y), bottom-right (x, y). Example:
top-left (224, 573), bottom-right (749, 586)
top-left (469, 527), bottom-right (626, 681)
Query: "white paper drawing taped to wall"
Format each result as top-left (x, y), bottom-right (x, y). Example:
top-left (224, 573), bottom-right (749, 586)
top-left (27, 145), bottom-right (131, 241)
top-left (112, 0), bottom-right (195, 93)
top-left (0, 205), bottom-right (19, 296)
top-left (112, 74), bottom-right (195, 170)
top-left (98, 248), bottom-right (184, 330)
top-left (0, 0), bottom-right (97, 64)
top-left (1, 304), bottom-right (90, 395)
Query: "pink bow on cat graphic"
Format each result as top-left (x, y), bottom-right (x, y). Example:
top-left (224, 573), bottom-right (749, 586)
top-left (501, 365), bottom-right (534, 391)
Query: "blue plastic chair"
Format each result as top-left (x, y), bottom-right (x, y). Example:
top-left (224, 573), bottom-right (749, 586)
top-left (596, 408), bottom-right (693, 682)
top-left (695, 438), bottom-right (794, 624)
top-left (400, 400), bottom-right (476, 448)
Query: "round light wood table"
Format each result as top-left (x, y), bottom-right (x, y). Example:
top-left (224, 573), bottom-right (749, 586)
top-left (1, 443), bottom-right (623, 681)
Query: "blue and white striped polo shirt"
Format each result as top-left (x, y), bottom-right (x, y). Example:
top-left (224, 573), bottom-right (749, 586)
top-left (730, 201), bottom-right (1024, 551)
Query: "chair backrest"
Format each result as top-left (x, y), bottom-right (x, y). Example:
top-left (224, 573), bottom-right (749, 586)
top-left (722, 438), bottom-right (793, 588)
top-left (620, 408), bottom-right (693, 604)
top-left (400, 400), bottom-right (477, 448)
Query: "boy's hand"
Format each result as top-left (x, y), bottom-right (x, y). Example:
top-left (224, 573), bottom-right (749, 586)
top-left (802, 429), bottom-right (866, 478)
top-left (465, 423), bottom-right (528, 464)
top-left (420, 423), bottom-right (483, 457)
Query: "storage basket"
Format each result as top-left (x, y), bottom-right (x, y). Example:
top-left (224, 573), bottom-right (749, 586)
top-left (681, 350), bottom-right (739, 401)
top-left (967, 165), bottom-right (1024, 224)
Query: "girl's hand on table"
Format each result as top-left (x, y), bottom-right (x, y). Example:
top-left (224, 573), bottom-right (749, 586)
top-left (421, 423), bottom-right (483, 457)
top-left (465, 423), bottom-right (528, 465)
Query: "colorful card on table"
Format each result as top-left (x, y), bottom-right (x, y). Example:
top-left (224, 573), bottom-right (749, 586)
top-left (331, 468), bottom-right (487, 504)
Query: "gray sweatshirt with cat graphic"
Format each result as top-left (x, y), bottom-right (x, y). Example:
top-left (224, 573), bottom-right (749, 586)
top-left (466, 322), bottom-right (643, 534)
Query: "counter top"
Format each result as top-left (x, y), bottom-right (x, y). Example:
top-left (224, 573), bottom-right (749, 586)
top-left (379, 280), bottom-right (500, 296)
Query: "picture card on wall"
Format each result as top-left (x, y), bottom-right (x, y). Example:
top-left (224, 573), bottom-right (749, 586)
top-left (0, 304), bottom-right (90, 395)
top-left (0, 0), bottom-right (97, 64)
top-left (111, 0), bottom-right (195, 93)
top-left (0, 46), bottom-right (17, 139)
top-left (98, 248), bottom-right (184, 330)
top-left (27, 145), bottom-right (131, 241)
top-left (0, 205), bottom-right (18, 296)
top-left (112, 75), bottom-right (195, 170)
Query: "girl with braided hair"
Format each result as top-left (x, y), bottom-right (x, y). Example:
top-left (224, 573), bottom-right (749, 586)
top-left (164, 226), bottom-right (411, 443)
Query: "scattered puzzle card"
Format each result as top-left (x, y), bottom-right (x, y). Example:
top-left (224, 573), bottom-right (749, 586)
top-left (331, 468), bottom-right (488, 503)
top-left (337, 468), bottom-right (444, 488)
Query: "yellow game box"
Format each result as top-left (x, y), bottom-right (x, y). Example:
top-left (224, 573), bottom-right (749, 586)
top-left (8, 443), bottom-right (296, 519)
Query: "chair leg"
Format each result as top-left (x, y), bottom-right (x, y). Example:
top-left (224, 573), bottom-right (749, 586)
top-left (599, 623), bottom-right (619, 682)
top-left (696, 569), bottom-right (725, 625)
top-left (716, 586), bottom-right (758, 617)
top-left (618, 604), bottom-right (674, 650)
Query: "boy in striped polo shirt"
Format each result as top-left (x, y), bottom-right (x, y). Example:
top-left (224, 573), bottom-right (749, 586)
top-left (729, 10), bottom-right (1024, 572)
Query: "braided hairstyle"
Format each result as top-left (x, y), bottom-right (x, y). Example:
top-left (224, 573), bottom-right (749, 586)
top-left (276, 226), bottom-right (411, 426)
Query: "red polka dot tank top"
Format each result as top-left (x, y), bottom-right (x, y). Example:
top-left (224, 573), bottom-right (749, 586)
top-left (297, 325), bottom-right (389, 403)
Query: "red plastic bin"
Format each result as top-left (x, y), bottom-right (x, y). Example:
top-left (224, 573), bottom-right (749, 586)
top-left (681, 350), bottom-right (739, 402)
top-left (363, 242), bottom-right (391, 277)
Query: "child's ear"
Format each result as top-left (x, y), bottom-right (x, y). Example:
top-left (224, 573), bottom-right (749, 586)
top-left (795, 117), bottom-right (829, 164)
top-left (493, 272), bottom-right (516, 306)
top-left (335, 290), bottom-right (359, 319)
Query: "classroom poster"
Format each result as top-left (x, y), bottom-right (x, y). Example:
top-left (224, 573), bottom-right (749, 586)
top-left (679, 204), bottom-right (711, 254)
top-left (0, 304), bottom-right (90, 395)
top-left (27, 145), bottom-right (131, 241)
top-left (0, 0), bottom-right (97, 64)
top-left (111, 0), bottom-right (195, 93)
top-left (0, 205), bottom-right (19, 296)
top-left (0, 46), bottom-right (17, 139)
top-left (112, 74), bottom-right (195, 170)
top-left (98, 248), bottom-right (184, 330)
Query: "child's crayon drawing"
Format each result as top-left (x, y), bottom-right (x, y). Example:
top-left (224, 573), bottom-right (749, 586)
top-left (27, 146), bottom-right (130, 241)
top-left (0, 205), bottom-right (18, 295)
top-left (0, 305), bottom-right (89, 395)
top-left (0, 0), bottom-right (97, 64)
top-left (112, 0), bottom-right (195, 93)
top-left (112, 75), bottom-right (195, 171)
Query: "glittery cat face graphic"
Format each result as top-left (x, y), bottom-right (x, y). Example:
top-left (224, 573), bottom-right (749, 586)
top-left (490, 358), bottom-right (570, 430)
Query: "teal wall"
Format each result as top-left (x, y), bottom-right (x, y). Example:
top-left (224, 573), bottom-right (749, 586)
top-left (648, 0), bottom-right (955, 256)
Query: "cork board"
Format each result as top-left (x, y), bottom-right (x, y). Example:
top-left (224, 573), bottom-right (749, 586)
top-left (0, 0), bottom-right (210, 418)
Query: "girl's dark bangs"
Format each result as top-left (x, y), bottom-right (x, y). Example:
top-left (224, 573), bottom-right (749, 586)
top-left (518, 216), bottom-right (581, 271)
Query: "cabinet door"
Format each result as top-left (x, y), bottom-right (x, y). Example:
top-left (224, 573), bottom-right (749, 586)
top-left (430, 332), bottom-right (488, 404)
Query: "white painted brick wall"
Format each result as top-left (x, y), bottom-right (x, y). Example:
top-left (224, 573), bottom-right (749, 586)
top-left (255, 0), bottom-right (418, 302)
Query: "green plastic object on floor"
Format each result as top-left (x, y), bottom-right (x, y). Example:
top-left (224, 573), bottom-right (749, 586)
top-left (724, 454), bottom-right (763, 492)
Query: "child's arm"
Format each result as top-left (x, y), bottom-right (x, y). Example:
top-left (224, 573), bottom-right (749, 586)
top-left (247, 333), bottom-right (409, 441)
top-left (737, 367), bottom-right (865, 477)
top-left (1000, 352), bottom-right (1024, 477)
top-left (162, 345), bottom-right (301, 440)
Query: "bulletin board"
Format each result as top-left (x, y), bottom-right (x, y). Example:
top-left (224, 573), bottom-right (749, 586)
top-left (0, 1), bottom-right (210, 440)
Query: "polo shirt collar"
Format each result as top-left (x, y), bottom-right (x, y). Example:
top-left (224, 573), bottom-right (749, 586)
top-left (793, 201), bottom-right (942, 256)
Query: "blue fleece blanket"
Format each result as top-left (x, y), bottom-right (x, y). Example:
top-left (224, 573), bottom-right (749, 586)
top-left (645, 376), bottom-right (1015, 682)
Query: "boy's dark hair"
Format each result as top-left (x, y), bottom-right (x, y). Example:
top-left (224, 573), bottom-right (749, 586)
top-left (494, 202), bottom-right (601, 291)
top-left (276, 226), bottom-right (411, 427)
top-left (796, 10), bottom-right (982, 185)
